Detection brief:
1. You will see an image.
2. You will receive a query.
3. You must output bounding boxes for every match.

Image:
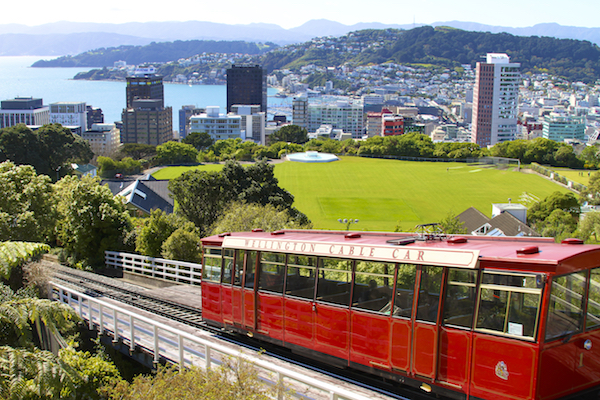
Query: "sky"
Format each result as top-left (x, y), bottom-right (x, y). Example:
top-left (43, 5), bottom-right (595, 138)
top-left (2, 0), bottom-right (599, 29)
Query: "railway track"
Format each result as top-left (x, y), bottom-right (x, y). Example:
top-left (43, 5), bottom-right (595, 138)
top-left (49, 265), bottom-right (435, 400)
top-left (51, 267), bottom-right (204, 328)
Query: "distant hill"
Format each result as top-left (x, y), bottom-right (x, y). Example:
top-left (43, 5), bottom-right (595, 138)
top-left (32, 40), bottom-right (278, 68)
top-left (261, 26), bottom-right (600, 83)
top-left (0, 33), bottom-right (152, 57)
top-left (3, 19), bottom-right (600, 56)
top-left (59, 26), bottom-right (600, 84)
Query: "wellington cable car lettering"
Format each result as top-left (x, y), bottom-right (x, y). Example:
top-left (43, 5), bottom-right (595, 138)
top-left (222, 237), bottom-right (479, 268)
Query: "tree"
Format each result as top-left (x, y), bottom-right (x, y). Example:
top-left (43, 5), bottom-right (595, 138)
top-left (438, 212), bottom-right (467, 234)
top-left (579, 145), bottom-right (600, 168)
top-left (581, 171), bottom-right (600, 205)
top-left (136, 210), bottom-right (196, 258)
top-left (578, 211), bottom-right (600, 243)
top-left (161, 228), bottom-right (202, 263)
top-left (169, 170), bottom-right (230, 236)
top-left (536, 209), bottom-right (577, 242)
top-left (221, 160), bottom-right (294, 209)
top-left (0, 125), bottom-right (45, 175)
top-left (0, 161), bottom-right (56, 243)
top-left (182, 132), bottom-right (214, 151)
top-left (54, 175), bottom-right (132, 267)
top-left (0, 124), bottom-right (93, 179)
top-left (170, 160), bottom-right (308, 236)
top-left (118, 143), bottom-right (157, 160)
top-left (154, 141), bottom-right (199, 165)
top-left (97, 156), bottom-right (142, 178)
top-left (528, 191), bottom-right (580, 226)
top-left (267, 125), bottom-right (309, 145)
top-left (107, 358), bottom-right (288, 400)
top-left (210, 202), bottom-right (312, 235)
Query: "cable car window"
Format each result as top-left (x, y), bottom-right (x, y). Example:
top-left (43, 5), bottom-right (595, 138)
top-left (222, 249), bottom-right (234, 284)
top-left (443, 269), bottom-right (477, 328)
top-left (286, 255), bottom-right (317, 299)
top-left (244, 251), bottom-right (257, 288)
top-left (416, 266), bottom-right (443, 323)
top-left (353, 261), bottom-right (394, 314)
top-left (316, 258), bottom-right (353, 306)
top-left (202, 247), bottom-right (222, 283)
top-left (587, 268), bottom-right (600, 330)
top-left (259, 252), bottom-right (285, 293)
top-left (233, 250), bottom-right (244, 287)
top-left (393, 263), bottom-right (417, 318)
top-left (546, 271), bottom-right (586, 341)
top-left (476, 271), bottom-right (542, 341)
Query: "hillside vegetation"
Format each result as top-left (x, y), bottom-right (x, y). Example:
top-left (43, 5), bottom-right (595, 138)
top-left (39, 26), bottom-right (600, 83)
top-left (262, 26), bottom-right (600, 82)
top-left (32, 40), bottom-right (278, 67)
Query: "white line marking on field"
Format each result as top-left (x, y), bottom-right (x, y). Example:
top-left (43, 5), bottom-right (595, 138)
top-left (469, 169), bottom-right (482, 173)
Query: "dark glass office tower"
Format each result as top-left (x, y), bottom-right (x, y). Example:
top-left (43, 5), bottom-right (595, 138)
top-left (126, 75), bottom-right (165, 108)
top-left (226, 65), bottom-right (267, 113)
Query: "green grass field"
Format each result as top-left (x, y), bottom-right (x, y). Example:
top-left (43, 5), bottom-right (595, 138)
top-left (152, 164), bottom-right (224, 179)
top-left (153, 157), bottom-right (569, 232)
top-left (547, 167), bottom-right (592, 186)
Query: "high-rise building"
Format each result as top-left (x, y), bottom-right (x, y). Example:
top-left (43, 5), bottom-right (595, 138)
top-left (226, 65), bottom-right (267, 113)
top-left (126, 75), bottom-right (164, 108)
top-left (382, 114), bottom-right (404, 136)
top-left (306, 99), bottom-right (364, 138)
top-left (471, 53), bottom-right (520, 147)
top-left (189, 106), bottom-right (242, 141)
top-left (81, 123), bottom-right (121, 157)
top-left (86, 106), bottom-right (104, 129)
top-left (49, 102), bottom-right (87, 132)
top-left (292, 96), bottom-right (308, 129)
top-left (121, 73), bottom-right (172, 145)
top-left (542, 113), bottom-right (585, 142)
top-left (230, 105), bottom-right (266, 144)
top-left (121, 100), bottom-right (173, 145)
top-left (178, 105), bottom-right (205, 140)
top-left (0, 97), bottom-right (49, 128)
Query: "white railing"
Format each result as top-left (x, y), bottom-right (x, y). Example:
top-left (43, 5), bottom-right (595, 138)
top-left (105, 251), bottom-right (202, 285)
top-left (51, 281), bottom-right (379, 400)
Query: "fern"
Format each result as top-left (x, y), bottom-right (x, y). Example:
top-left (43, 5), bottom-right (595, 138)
top-left (0, 242), bottom-right (50, 280)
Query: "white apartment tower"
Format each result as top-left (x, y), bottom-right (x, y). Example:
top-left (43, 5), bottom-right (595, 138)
top-left (231, 105), bottom-right (266, 144)
top-left (471, 53), bottom-right (520, 147)
top-left (189, 106), bottom-right (242, 141)
top-left (300, 99), bottom-right (364, 138)
top-left (81, 123), bottom-right (121, 157)
top-left (50, 102), bottom-right (87, 132)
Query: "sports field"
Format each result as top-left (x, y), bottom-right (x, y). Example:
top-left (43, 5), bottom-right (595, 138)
top-left (154, 157), bottom-right (569, 232)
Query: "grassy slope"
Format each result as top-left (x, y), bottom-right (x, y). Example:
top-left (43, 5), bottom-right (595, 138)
top-left (154, 157), bottom-right (569, 232)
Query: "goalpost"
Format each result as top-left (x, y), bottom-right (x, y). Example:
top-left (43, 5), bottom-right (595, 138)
top-left (468, 157), bottom-right (521, 171)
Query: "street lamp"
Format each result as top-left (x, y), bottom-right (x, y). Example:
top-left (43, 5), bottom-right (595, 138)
top-left (338, 218), bottom-right (359, 231)
top-left (55, 166), bottom-right (61, 182)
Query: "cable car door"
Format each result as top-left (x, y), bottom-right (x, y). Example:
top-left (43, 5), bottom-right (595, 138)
top-left (230, 250), bottom-right (245, 326)
top-left (411, 266), bottom-right (443, 379)
top-left (243, 251), bottom-right (258, 330)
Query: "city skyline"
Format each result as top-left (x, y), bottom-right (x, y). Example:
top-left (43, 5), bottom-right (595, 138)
top-left (3, 0), bottom-right (599, 30)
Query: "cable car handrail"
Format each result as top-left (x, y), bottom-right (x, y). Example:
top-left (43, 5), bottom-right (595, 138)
top-left (50, 281), bottom-right (378, 400)
top-left (105, 251), bottom-right (203, 285)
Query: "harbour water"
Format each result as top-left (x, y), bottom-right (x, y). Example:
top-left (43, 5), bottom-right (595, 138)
top-left (0, 56), bottom-right (290, 130)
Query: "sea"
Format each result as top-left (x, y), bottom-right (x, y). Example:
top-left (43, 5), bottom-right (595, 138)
top-left (0, 56), bottom-right (291, 131)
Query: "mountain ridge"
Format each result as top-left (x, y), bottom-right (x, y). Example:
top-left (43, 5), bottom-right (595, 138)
top-left (1, 19), bottom-right (599, 56)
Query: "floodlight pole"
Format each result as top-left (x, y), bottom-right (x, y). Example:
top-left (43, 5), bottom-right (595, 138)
top-left (338, 218), bottom-right (359, 231)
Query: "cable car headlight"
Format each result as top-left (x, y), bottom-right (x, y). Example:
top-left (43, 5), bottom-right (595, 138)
top-left (584, 339), bottom-right (592, 351)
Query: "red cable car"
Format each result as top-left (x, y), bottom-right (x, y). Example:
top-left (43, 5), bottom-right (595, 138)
top-left (200, 229), bottom-right (600, 400)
